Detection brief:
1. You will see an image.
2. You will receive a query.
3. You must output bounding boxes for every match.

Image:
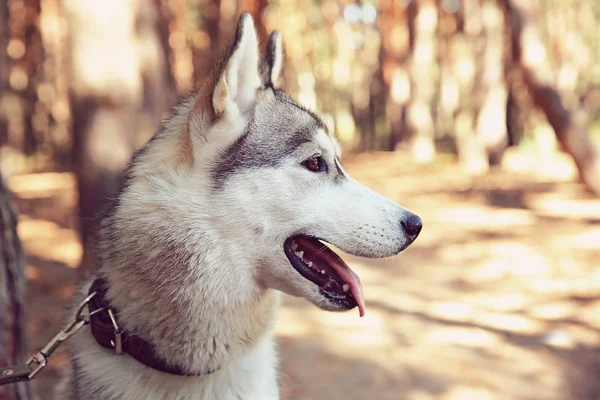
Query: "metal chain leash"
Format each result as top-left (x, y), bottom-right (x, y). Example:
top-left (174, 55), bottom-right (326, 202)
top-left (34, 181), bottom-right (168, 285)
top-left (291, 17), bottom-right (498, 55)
top-left (0, 292), bottom-right (102, 386)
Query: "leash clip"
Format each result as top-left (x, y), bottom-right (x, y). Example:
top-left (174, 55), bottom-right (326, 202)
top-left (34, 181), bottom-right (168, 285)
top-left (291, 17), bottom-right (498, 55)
top-left (0, 292), bottom-right (98, 386)
top-left (107, 308), bottom-right (123, 354)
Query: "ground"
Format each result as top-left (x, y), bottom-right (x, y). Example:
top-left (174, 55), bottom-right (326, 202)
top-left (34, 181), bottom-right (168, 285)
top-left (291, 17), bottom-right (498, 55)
top-left (6, 151), bottom-right (600, 400)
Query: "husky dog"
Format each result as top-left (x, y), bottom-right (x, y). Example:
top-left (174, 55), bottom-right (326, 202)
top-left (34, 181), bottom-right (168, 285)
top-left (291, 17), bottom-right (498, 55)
top-left (59, 13), bottom-right (421, 400)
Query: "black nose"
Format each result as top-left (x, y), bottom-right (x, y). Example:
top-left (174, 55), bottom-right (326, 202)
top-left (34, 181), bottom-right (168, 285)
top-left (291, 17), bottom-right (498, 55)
top-left (401, 214), bottom-right (422, 241)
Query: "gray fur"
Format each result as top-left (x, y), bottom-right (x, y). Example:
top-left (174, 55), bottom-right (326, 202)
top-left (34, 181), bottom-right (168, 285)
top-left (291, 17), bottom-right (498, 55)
top-left (214, 88), bottom-right (328, 186)
top-left (58, 13), bottom-right (420, 400)
top-left (261, 31), bottom-right (284, 88)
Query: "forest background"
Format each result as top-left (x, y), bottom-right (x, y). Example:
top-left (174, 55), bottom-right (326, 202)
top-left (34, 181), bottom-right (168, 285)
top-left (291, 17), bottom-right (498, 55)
top-left (1, 0), bottom-right (600, 399)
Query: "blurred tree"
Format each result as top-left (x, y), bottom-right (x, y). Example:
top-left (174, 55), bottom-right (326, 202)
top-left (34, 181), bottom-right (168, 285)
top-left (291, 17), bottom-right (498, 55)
top-left (164, 0), bottom-right (194, 93)
top-left (377, 0), bottom-right (413, 150)
top-left (0, 0), bottom-right (8, 146)
top-left (2, 0), bottom-right (44, 157)
top-left (239, 0), bottom-right (268, 45)
top-left (188, 0), bottom-right (264, 88)
top-left (13, 0), bottom-right (43, 156)
top-left (217, 0), bottom-right (239, 53)
top-left (407, 0), bottom-right (437, 162)
top-left (153, 0), bottom-right (179, 95)
top-left (137, 1), bottom-right (177, 126)
top-left (499, 0), bottom-right (600, 194)
top-left (451, 0), bottom-right (491, 174)
top-left (0, 174), bottom-right (33, 400)
top-left (190, 0), bottom-right (221, 84)
top-left (2, 0), bottom-right (72, 172)
top-left (1, 0), bottom-right (599, 199)
top-left (475, 0), bottom-right (509, 165)
top-left (436, 0), bottom-right (461, 154)
top-left (64, 0), bottom-right (175, 273)
top-left (38, 0), bottom-right (72, 165)
top-left (351, 24), bottom-right (378, 149)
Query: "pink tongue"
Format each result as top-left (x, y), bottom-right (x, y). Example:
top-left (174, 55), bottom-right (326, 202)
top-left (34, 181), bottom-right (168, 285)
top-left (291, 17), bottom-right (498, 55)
top-left (296, 237), bottom-right (366, 317)
top-left (330, 261), bottom-right (366, 317)
top-left (318, 248), bottom-right (366, 317)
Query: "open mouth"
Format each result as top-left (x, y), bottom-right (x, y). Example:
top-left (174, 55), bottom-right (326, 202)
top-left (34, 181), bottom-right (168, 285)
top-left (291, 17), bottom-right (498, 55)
top-left (283, 236), bottom-right (366, 317)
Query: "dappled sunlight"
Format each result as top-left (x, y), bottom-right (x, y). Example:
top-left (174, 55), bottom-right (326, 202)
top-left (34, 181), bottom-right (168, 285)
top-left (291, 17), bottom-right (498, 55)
top-left (6, 153), bottom-right (600, 399)
top-left (7, 172), bottom-right (75, 195)
top-left (502, 148), bottom-right (578, 181)
top-left (423, 326), bottom-right (502, 348)
top-left (550, 228), bottom-right (600, 250)
top-left (18, 217), bottom-right (82, 268)
top-left (2, 0), bottom-right (599, 396)
top-left (434, 206), bottom-right (537, 228)
top-left (528, 301), bottom-right (576, 321)
top-left (467, 248), bottom-right (551, 282)
top-left (472, 293), bottom-right (529, 312)
top-left (472, 311), bottom-right (546, 335)
top-left (529, 274), bottom-right (600, 297)
top-left (426, 301), bottom-right (474, 321)
top-left (278, 298), bottom-right (398, 351)
top-left (528, 193), bottom-right (600, 220)
top-left (25, 265), bottom-right (41, 281)
top-left (550, 324), bottom-right (600, 348)
top-left (275, 153), bottom-right (600, 399)
top-left (437, 386), bottom-right (500, 400)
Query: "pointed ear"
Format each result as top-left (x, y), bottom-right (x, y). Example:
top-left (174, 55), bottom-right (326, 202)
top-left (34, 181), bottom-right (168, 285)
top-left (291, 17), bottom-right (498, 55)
top-left (212, 13), bottom-right (261, 117)
top-left (262, 31), bottom-right (284, 89)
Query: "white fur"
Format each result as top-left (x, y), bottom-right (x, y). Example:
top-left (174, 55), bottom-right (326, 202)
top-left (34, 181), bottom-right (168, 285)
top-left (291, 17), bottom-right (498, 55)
top-left (62, 286), bottom-right (279, 400)
top-left (219, 129), bottom-right (415, 306)
top-left (212, 15), bottom-right (261, 118)
top-left (59, 14), bottom-right (419, 400)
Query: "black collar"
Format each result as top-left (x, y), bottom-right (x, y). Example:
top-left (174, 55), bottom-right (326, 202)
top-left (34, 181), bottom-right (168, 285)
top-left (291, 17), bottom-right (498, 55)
top-left (87, 278), bottom-right (204, 377)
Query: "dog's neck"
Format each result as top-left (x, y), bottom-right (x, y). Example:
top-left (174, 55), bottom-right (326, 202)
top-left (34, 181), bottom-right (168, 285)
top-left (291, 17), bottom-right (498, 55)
top-left (95, 162), bottom-right (280, 375)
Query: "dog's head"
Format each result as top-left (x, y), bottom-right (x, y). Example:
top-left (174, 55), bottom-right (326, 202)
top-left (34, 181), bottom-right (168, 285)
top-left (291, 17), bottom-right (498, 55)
top-left (133, 14), bottom-right (421, 316)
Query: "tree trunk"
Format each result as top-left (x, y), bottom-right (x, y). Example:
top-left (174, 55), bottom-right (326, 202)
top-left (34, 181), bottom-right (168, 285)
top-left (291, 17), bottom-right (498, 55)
top-left (191, 0), bottom-right (222, 85)
top-left (436, 0), bottom-right (460, 153)
top-left (476, 0), bottom-right (508, 165)
top-left (163, 0), bottom-right (194, 93)
top-left (452, 0), bottom-right (489, 175)
top-left (39, 0), bottom-right (72, 165)
top-left (152, 0), bottom-right (178, 95)
top-left (239, 0), bottom-right (268, 43)
top-left (64, 0), bottom-right (146, 273)
top-left (498, 0), bottom-right (600, 195)
top-left (377, 0), bottom-right (413, 150)
top-left (0, 174), bottom-right (33, 400)
top-left (6, 0), bottom-right (44, 156)
top-left (137, 1), bottom-right (177, 135)
top-left (407, 0), bottom-right (437, 162)
top-left (0, 0), bottom-right (8, 146)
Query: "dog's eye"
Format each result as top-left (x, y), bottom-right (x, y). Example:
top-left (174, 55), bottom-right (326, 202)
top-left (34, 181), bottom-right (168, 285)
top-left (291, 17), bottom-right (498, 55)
top-left (303, 155), bottom-right (327, 172)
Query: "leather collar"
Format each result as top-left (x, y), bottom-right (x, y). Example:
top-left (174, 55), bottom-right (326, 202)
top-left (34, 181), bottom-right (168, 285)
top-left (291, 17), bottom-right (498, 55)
top-left (87, 278), bottom-right (201, 377)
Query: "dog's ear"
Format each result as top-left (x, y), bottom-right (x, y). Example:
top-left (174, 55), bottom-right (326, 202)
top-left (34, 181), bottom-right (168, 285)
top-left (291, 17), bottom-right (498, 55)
top-left (212, 12), bottom-right (261, 117)
top-left (262, 31), bottom-right (284, 89)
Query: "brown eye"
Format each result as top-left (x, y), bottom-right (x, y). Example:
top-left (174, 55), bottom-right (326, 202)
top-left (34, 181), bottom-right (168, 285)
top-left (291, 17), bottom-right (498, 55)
top-left (303, 155), bottom-right (328, 172)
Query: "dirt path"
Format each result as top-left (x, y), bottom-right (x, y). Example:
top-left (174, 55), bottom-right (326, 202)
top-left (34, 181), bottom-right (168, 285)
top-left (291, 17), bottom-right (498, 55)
top-left (7, 153), bottom-right (600, 400)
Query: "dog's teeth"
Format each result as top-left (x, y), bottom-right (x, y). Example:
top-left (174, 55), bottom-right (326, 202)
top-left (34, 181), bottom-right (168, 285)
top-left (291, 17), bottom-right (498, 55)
top-left (297, 251), bottom-right (304, 259)
top-left (308, 261), bottom-right (313, 268)
top-left (321, 270), bottom-right (326, 275)
top-left (342, 284), bottom-right (350, 292)
top-left (291, 242), bottom-right (298, 251)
